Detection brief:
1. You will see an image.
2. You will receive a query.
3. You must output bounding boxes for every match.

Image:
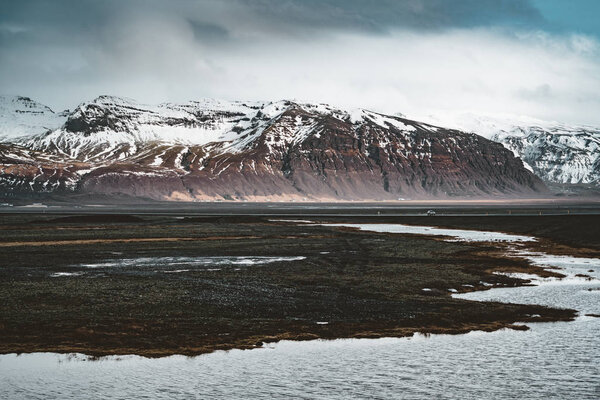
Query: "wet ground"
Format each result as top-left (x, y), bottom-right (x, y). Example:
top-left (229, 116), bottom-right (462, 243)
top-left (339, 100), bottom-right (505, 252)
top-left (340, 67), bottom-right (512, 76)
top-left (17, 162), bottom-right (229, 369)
top-left (2, 208), bottom-right (596, 357)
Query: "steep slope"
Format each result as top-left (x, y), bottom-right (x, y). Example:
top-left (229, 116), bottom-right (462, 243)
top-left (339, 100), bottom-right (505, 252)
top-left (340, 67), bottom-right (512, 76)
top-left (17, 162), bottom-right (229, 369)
top-left (1, 96), bottom-right (546, 201)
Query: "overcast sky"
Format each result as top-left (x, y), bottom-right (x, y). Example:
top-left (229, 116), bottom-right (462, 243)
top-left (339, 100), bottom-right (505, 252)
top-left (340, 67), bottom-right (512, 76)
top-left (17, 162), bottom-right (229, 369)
top-left (1, 0), bottom-right (600, 124)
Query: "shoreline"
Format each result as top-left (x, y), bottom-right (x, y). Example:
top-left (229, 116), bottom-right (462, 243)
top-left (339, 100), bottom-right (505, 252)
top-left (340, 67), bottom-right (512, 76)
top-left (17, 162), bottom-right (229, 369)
top-left (0, 320), bottom-right (559, 359)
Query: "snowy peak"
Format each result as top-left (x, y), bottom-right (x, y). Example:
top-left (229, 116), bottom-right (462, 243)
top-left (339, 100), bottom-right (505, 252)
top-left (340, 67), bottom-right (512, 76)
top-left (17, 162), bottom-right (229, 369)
top-left (22, 97), bottom-right (440, 162)
top-left (63, 96), bottom-right (289, 141)
top-left (34, 97), bottom-right (296, 161)
top-left (0, 95), bottom-right (67, 141)
top-left (0, 95), bottom-right (55, 114)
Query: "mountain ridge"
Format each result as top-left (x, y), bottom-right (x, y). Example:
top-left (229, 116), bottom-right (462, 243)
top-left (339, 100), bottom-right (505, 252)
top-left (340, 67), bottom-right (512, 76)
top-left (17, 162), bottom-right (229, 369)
top-left (0, 95), bottom-right (555, 201)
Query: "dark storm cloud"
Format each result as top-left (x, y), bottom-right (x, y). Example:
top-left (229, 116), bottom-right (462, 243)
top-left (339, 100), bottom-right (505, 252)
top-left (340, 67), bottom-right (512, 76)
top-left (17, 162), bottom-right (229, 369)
top-left (0, 0), bottom-right (544, 41)
top-left (235, 0), bottom-right (543, 33)
top-left (188, 20), bottom-right (230, 42)
top-left (0, 0), bottom-right (111, 39)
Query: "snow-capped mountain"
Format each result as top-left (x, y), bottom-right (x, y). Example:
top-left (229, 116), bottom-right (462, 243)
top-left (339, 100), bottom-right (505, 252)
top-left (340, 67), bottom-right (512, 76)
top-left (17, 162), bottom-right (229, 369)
top-left (22, 96), bottom-right (431, 162)
top-left (0, 96), bottom-right (547, 201)
top-left (420, 112), bottom-right (600, 186)
top-left (0, 96), bottom-right (67, 142)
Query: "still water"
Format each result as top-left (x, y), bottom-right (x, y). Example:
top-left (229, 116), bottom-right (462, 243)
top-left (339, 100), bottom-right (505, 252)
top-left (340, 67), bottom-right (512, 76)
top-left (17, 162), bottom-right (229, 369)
top-left (1, 225), bottom-right (599, 399)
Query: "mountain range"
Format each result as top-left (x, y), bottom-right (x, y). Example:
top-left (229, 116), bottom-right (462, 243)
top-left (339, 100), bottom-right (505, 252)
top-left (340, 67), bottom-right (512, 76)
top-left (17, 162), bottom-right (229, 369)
top-left (1, 95), bottom-right (597, 202)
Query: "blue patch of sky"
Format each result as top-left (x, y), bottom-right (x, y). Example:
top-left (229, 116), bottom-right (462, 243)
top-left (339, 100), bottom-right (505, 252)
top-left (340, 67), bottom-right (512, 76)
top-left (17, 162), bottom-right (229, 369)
top-left (532, 0), bottom-right (600, 38)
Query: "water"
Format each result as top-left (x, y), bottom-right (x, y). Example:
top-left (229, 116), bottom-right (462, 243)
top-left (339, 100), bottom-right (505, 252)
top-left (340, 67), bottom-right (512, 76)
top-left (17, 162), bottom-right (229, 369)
top-left (321, 222), bottom-right (537, 242)
top-left (77, 256), bottom-right (307, 269)
top-left (2, 225), bottom-right (599, 399)
top-left (48, 256), bottom-right (307, 277)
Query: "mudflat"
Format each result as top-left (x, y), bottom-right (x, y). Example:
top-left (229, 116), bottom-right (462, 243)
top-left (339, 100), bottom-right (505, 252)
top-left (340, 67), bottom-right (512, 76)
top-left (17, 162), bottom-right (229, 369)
top-left (1, 211), bottom-right (594, 357)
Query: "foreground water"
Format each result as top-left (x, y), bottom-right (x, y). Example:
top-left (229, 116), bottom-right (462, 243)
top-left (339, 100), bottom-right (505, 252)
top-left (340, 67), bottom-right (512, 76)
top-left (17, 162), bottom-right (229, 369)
top-left (1, 224), bottom-right (599, 399)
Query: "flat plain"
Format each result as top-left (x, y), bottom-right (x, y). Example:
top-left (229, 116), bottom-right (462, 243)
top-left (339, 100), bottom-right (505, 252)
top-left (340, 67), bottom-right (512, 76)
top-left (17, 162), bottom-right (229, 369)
top-left (1, 203), bottom-right (598, 357)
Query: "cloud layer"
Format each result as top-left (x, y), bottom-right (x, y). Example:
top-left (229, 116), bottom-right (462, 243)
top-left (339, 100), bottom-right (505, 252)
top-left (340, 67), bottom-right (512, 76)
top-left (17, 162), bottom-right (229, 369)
top-left (1, 0), bottom-right (599, 124)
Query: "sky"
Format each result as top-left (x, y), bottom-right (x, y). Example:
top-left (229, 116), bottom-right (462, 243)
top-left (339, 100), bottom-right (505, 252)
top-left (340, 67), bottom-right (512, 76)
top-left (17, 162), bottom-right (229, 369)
top-left (1, 0), bottom-right (600, 125)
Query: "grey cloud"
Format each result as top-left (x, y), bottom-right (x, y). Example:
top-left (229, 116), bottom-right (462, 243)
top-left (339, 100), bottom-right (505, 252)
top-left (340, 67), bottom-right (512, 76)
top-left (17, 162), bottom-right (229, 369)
top-left (0, 0), bottom-right (548, 64)
top-left (189, 20), bottom-right (229, 41)
top-left (0, 0), bottom-right (545, 40)
top-left (517, 84), bottom-right (553, 101)
top-left (1, 0), bottom-right (599, 126)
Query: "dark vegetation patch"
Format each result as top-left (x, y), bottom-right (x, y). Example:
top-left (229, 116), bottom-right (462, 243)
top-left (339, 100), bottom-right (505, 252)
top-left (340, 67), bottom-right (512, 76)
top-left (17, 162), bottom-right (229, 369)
top-left (31, 214), bottom-right (145, 224)
top-left (0, 213), bottom-right (582, 357)
top-left (181, 216), bottom-right (267, 224)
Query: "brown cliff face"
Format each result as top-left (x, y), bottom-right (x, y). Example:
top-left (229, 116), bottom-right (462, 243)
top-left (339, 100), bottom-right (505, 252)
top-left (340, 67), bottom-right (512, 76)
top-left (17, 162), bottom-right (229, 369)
top-left (0, 99), bottom-right (547, 201)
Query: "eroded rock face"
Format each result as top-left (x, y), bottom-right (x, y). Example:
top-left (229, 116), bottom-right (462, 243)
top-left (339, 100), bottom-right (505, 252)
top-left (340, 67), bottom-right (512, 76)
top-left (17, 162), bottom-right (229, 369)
top-left (0, 96), bottom-right (547, 201)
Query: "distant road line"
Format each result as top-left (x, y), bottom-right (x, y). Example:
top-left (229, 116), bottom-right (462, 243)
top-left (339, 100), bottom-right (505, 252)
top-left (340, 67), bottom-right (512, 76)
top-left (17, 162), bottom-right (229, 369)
top-left (0, 236), bottom-right (260, 247)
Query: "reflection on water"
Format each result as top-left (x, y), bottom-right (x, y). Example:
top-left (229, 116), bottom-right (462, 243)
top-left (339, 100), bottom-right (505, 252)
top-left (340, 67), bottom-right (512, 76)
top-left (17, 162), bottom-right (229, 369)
top-left (2, 225), bottom-right (599, 399)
